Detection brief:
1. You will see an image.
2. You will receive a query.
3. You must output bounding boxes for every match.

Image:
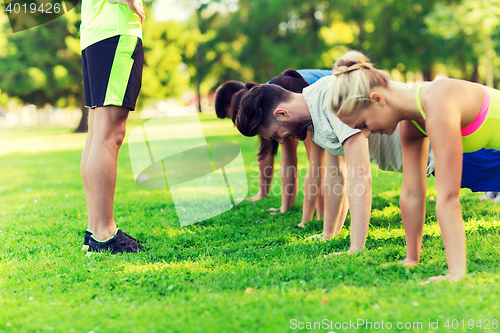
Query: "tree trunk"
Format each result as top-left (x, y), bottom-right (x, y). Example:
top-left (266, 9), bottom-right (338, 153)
top-left (197, 44), bottom-right (203, 113)
top-left (74, 102), bottom-right (89, 133)
top-left (196, 6), bottom-right (204, 113)
top-left (485, 35), bottom-right (494, 88)
top-left (356, 0), bottom-right (365, 51)
top-left (470, 61), bottom-right (479, 83)
top-left (422, 63), bottom-right (433, 81)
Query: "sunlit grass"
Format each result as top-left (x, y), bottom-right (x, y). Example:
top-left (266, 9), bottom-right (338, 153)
top-left (1, 115), bottom-right (500, 332)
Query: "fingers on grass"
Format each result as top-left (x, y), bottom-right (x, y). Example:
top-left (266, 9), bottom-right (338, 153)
top-left (420, 274), bottom-right (451, 285)
top-left (307, 233), bottom-right (323, 240)
top-left (323, 251), bottom-right (351, 259)
top-left (246, 194), bottom-right (263, 202)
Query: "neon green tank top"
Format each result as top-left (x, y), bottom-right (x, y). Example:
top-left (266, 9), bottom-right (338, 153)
top-left (413, 84), bottom-right (500, 153)
top-left (80, 0), bottom-right (142, 50)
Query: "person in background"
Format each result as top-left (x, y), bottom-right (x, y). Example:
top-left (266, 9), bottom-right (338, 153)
top-left (214, 70), bottom-right (331, 223)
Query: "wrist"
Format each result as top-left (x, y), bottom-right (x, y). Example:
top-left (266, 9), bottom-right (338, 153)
top-left (348, 246), bottom-right (362, 254)
top-left (448, 268), bottom-right (466, 281)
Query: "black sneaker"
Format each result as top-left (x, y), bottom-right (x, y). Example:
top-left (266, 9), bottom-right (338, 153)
top-left (88, 229), bottom-right (149, 254)
top-left (82, 230), bottom-right (92, 252)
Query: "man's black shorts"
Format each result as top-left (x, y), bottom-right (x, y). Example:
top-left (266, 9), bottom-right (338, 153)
top-left (82, 35), bottom-right (143, 111)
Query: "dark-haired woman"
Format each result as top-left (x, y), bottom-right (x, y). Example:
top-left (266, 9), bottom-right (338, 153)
top-left (215, 70), bottom-right (333, 225)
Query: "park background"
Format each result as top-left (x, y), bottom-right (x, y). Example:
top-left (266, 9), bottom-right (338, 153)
top-left (1, 0), bottom-right (500, 332)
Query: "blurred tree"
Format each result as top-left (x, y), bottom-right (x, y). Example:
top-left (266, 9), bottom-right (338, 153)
top-left (233, 0), bottom-right (329, 83)
top-left (2, 0), bottom-right (497, 129)
top-left (0, 3), bottom-right (199, 130)
top-left (0, 8), bottom-right (86, 130)
top-left (179, 0), bottom-right (248, 111)
top-left (321, 0), bottom-right (448, 81)
top-left (139, 5), bottom-right (195, 107)
top-left (426, 0), bottom-right (500, 86)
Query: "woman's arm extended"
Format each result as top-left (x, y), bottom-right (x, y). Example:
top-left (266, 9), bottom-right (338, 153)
top-left (424, 81), bottom-right (467, 281)
top-left (342, 133), bottom-right (372, 253)
top-left (399, 120), bottom-right (429, 266)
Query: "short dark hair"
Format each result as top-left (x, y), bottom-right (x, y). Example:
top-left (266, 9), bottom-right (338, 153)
top-left (235, 84), bottom-right (292, 137)
top-left (257, 69), bottom-right (309, 160)
top-left (268, 69), bottom-right (309, 93)
top-left (214, 81), bottom-right (245, 119)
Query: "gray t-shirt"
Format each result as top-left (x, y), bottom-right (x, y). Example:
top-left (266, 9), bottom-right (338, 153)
top-left (303, 76), bottom-right (435, 174)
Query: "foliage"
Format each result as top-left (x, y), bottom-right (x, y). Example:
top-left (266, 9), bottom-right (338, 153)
top-left (1, 116), bottom-right (500, 331)
top-left (140, 5), bottom-right (197, 106)
top-left (426, 0), bottom-right (500, 84)
top-left (1, 0), bottom-right (500, 109)
top-left (0, 9), bottom-right (82, 108)
top-left (232, 0), bottom-right (329, 83)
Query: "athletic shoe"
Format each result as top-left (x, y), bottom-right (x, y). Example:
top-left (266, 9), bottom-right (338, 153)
top-left (82, 230), bottom-right (92, 252)
top-left (481, 192), bottom-right (498, 201)
top-left (88, 229), bottom-right (149, 254)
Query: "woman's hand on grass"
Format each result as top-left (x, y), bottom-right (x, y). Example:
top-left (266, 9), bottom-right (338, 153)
top-left (323, 248), bottom-right (358, 258)
top-left (267, 207), bottom-right (286, 215)
top-left (307, 233), bottom-right (324, 240)
top-left (380, 257), bottom-right (418, 268)
top-left (246, 193), bottom-right (266, 202)
top-left (420, 273), bottom-right (461, 285)
top-left (400, 258), bottom-right (418, 267)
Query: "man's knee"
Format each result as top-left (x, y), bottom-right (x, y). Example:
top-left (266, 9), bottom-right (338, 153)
top-left (93, 106), bottom-right (129, 145)
top-left (112, 129), bottom-right (126, 147)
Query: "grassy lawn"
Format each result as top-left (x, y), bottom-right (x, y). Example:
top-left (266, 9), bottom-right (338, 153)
top-left (1, 113), bottom-right (499, 332)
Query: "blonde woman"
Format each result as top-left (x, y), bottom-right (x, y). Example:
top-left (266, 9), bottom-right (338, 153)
top-left (329, 50), bottom-right (500, 282)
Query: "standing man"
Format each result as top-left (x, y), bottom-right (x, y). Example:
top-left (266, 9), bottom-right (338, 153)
top-left (80, 0), bottom-right (148, 253)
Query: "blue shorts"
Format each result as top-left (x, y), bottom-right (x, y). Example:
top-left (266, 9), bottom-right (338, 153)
top-left (461, 149), bottom-right (500, 192)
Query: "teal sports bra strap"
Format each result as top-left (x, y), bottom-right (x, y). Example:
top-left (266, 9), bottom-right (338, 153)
top-left (412, 84), bottom-right (427, 136)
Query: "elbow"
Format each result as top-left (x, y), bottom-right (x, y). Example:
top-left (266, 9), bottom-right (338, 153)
top-left (363, 173), bottom-right (372, 187)
top-left (347, 172), bottom-right (371, 197)
top-left (333, 170), bottom-right (345, 184)
top-left (355, 170), bottom-right (372, 187)
top-left (359, 173), bottom-right (372, 196)
top-left (323, 172), bottom-right (345, 198)
top-left (326, 165), bottom-right (345, 184)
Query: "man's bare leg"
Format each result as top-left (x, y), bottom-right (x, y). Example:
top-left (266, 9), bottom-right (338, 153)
top-left (81, 109), bottom-right (95, 232)
top-left (84, 105), bottom-right (129, 241)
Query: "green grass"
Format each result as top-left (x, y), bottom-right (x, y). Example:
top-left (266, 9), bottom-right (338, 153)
top-left (1, 114), bottom-right (500, 332)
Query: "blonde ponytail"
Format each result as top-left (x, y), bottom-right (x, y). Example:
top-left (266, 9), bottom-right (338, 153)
top-left (330, 51), bottom-right (390, 117)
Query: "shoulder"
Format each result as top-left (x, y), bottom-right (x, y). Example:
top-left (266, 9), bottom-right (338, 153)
top-left (421, 78), bottom-right (478, 110)
top-left (303, 76), bottom-right (332, 102)
top-left (422, 78), bottom-right (483, 124)
top-left (422, 78), bottom-right (460, 99)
